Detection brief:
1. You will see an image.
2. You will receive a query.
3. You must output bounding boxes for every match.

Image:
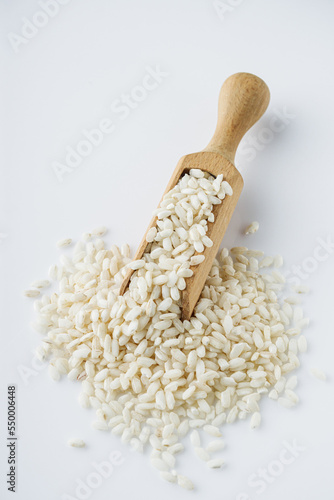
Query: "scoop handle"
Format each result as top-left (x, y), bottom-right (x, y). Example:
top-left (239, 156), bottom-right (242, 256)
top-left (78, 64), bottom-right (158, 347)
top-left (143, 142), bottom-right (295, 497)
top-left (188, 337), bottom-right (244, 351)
top-left (204, 72), bottom-right (270, 164)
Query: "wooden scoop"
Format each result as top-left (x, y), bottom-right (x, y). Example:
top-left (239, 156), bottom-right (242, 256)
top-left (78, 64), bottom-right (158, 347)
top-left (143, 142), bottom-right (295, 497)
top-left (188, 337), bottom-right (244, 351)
top-left (120, 72), bottom-right (270, 320)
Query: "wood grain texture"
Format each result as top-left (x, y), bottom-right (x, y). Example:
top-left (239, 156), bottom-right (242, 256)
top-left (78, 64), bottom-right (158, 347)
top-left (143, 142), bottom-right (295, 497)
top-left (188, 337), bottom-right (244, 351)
top-left (120, 73), bottom-right (270, 320)
top-left (204, 72), bottom-right (270, 163)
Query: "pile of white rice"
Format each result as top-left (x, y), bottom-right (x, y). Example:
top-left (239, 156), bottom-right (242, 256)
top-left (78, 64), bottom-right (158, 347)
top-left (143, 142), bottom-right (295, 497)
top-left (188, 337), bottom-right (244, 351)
top-left (27, 169), bottom-right (309, 490)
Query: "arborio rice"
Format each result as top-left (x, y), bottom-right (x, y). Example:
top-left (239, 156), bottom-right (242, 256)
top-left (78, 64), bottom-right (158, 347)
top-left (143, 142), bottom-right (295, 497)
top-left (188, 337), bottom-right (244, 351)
top-left (28, 169), bottom-right (309, 490)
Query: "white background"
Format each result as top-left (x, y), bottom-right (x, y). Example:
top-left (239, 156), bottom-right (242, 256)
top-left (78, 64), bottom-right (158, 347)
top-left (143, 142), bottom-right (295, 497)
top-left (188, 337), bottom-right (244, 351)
top-left (1, 1), bottom-right (334, 499)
